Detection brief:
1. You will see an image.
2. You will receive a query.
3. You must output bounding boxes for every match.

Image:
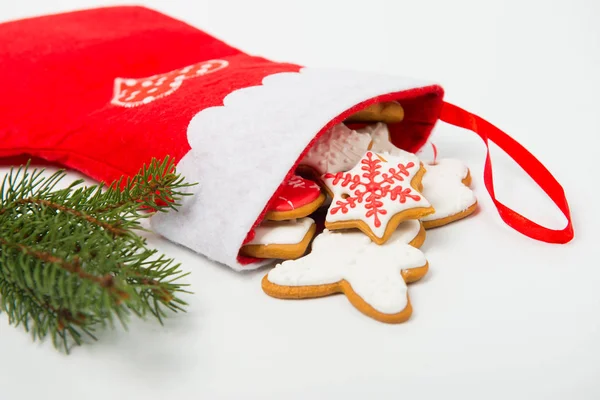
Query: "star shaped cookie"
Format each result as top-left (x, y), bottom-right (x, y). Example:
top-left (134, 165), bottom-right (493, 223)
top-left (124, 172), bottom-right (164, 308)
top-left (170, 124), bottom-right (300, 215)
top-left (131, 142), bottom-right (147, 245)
top-left (321, 150), bottom-right (433, 244)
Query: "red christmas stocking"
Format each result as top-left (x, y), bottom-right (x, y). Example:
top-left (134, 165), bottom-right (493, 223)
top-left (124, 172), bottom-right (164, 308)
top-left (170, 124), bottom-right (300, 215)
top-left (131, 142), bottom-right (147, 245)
top-left (0, 6), bottom-right (573, 270)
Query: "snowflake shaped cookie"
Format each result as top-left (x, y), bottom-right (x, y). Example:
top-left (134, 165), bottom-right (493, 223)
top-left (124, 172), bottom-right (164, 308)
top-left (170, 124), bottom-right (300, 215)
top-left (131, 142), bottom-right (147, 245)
top-left (420, 159), bottom-right (477, 229)
top-left (262, 220), bottom-right (428, 323)
top-left (322, 151), bottom-right (434, 244)
top-left (298, 123), bottom-right (372, 176)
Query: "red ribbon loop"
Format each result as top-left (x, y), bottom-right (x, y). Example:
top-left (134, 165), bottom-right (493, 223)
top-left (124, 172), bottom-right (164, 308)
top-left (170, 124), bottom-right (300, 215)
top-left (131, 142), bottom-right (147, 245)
top-left (439, 101), bottom-right (574, 244)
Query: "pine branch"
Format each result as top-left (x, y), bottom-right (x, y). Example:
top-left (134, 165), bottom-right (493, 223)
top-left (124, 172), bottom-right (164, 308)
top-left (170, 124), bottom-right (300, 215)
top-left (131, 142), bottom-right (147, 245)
top-left (7, 198), bottom-right (126, 235)
top-left (0, 157), bottom-right (196, 353)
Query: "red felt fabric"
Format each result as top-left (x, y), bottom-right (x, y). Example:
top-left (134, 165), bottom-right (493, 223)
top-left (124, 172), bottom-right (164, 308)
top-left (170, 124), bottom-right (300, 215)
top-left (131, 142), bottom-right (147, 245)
top-left (0, 7), bottom-right (302, 183)
top-left (440, 102), bottom-right (574, 243)
top-left (0, 6), bottom-right (571, 259)
top-left (0, 6), bottom-right (440, 188)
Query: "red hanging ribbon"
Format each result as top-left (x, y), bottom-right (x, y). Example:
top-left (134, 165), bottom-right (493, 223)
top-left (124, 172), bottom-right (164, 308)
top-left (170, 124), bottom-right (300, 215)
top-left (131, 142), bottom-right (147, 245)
top-left (431, 142), bottom-right (438, 165)
top-left (439, 101), bottom-right (574, 244)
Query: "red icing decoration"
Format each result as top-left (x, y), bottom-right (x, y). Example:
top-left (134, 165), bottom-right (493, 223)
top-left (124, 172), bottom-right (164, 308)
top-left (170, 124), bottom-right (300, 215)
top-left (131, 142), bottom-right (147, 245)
top-left (324, 152), bottom-right (420, 228)
top-left (269, 175), bottom-right (321, 212)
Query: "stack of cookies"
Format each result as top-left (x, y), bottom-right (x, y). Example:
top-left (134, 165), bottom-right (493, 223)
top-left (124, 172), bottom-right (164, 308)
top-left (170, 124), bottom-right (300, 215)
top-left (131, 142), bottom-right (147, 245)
top-left (238, 175), bottom-right (325, 260)
top-left (242, 102), bottom-right (478, 323)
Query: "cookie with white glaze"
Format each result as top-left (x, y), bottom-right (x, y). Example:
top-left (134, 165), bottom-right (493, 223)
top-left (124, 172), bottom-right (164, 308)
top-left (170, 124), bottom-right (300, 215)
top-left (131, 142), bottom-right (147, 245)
top-left (321, 150), bottom-right (433, 245)
top-left (240, 217), bottom-right (316, 260)
top-left (262, 220), bottom-right (428, 323)
top-left (419, 159), bottom-right (477, 229)
top-left (358, 122), bottom-right (413, 157)
top-left (298, 123), bottom-right (372, 177)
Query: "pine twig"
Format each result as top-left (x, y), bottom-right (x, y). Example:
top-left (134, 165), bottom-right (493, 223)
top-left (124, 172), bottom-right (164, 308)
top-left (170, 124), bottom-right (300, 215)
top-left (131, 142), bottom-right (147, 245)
top-left (0, 157), bottom-right (196, 353)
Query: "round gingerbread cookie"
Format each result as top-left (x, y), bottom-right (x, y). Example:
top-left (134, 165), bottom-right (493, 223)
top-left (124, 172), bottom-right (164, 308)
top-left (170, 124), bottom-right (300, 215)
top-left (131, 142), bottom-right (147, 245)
top-left (262, 220), bottom-right (428, 324)
top-left (266, 175), bottom-right (325, 221)
top-left (240, 217), bottom-right (316, 260)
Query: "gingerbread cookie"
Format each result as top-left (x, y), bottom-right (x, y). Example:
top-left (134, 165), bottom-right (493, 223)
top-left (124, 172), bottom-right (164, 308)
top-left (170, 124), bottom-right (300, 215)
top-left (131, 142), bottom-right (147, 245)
top-left (322, 150), bottom-right (434, 244)
top-left (240, 217), bottom-right (316, 259)
top-left (298, 123), bottom-right (372, 177)
top-left (266, 175), bottom-right (325, 221)
top-left (420, 159), bottom-right (477, 229)
top-left (358, 122), bottom-right (409, 156)
top-left (345, 101), bottom-right (405, 124)
top-left (262, 220), bottom-right (428, 323)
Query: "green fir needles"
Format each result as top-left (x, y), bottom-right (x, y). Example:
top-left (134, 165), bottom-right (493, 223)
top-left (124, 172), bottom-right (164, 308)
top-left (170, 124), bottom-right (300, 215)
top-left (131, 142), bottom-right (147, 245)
top-left (0, 157), bottom-right (195, 352)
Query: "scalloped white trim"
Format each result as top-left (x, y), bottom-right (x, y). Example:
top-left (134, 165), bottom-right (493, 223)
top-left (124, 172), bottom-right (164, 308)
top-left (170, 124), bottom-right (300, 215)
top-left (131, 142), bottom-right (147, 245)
top-left (150, 67), bottom-right (434, 270)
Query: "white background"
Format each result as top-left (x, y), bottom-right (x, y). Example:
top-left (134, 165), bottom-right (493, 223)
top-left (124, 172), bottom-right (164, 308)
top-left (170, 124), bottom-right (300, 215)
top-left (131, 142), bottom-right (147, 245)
top-left (0, 1), bottom-right (599, 399)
